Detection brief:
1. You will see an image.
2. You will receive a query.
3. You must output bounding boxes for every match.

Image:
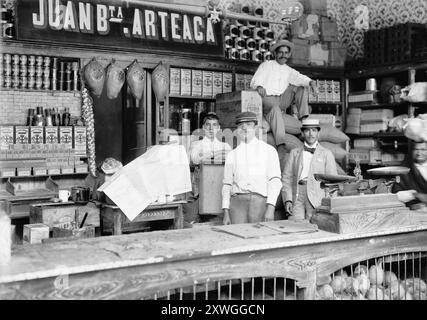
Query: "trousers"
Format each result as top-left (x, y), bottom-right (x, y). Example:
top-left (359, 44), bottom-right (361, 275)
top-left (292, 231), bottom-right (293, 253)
top-left (262, 85), bottom-right (309, 146)
top-left (229, 193), bottom-right (267, 224)
top-left (289, 184), bottom-right (316, 221)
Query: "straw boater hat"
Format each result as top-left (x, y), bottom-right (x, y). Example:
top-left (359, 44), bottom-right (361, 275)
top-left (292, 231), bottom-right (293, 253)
top-left (270, 39), bottom-right (294, 54)
top-left (235, 111), bottom-right (258, 125)
top-left (301, 119), bottom-right (321, 130)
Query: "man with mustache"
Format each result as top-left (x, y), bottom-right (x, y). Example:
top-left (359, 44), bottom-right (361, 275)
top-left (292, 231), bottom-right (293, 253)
top-left (282, 119), bottom-right (337, 221)
top-left (251, 39), bottom-right (318, 153)
top-left (222, 112), bottom-right (282, 224)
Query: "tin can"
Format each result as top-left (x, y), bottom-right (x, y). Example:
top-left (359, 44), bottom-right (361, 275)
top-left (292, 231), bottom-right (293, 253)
top-left (28, 55), bottom-right (35, 66)
top-left (12, 54), bottom-right (19, 65)
top-left (239, 49), bottom-right (250, 61)
top-left (241, 4), bottom-right (252, 15)
top-left (239, 26), bottom-right (252, 39)
top-left (253, 28), bottom-right (264, 40)
top-left (247, 20), bottom-right (258, 28)
top-left (235, 19), bottom-right (246, 26)
top-left (20, 76), bottom-right (27, 89)
top-left (4, 53), bottom-right (11, 64)
top-left (20, 55), bottom-right (27, 65)
top-left (258, 40), bottom-right (269, 52)
top-left (234, 37), bottom-right (246, 50)
top-left (224, 35), bottom-right (234, 48)
top-left (12, 75), bottom-right (19, 89)
top-left (4, 76), bottom-right (11, 88)
top-left (28, 76), bottom-right (35, 89)
top-left (264, 29), bottom-right (275, 41)
top-left (261, 22), bottom-right (270, 29)
top-left (246, 38), bottom-right (257, 51)
top-left (252, 50), bottom-right (263, 62)
top-left (227, 24), bottom-right (239, 37)
top-left (229, 48), bottom-right (239, 60)
top-left (264, 52), bottom-right (273, 61)
top-left (36, 56), bottom-right (43, 66)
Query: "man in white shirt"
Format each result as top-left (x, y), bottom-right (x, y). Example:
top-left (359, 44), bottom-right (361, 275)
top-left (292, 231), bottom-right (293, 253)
top-left (189, 112), bottom-right (231, 165)
top-left (282, 119), bottom-right (337, 221)
top-left (222, 112), bottom-right (282, 224)
top-left (251, 39), bottom-right (318, 151)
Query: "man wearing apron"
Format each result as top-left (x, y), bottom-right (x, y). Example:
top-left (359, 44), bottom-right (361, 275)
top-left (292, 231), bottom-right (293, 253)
top-left (222, 112), bottom-right (282, 224)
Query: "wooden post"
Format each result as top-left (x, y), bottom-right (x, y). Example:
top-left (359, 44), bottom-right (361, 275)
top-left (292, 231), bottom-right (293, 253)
top-left (112, 211), bottom-right (123, 235)
top-left (0, 201), bottom-right (11, 264)
top-left (174, 204), bottom-right (184, 230)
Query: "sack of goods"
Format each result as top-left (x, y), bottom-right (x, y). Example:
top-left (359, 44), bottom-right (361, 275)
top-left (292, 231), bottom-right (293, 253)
top-left (266, 132), bottom-right (303, 151)
top-left (320, 141), bottom-right (348, 161)
top-left (282, 113), bottom-right (302, 135)
top-left (318, 124), bottom-right (350, 144)
top-left (404, 114), bottom-right (427, 142)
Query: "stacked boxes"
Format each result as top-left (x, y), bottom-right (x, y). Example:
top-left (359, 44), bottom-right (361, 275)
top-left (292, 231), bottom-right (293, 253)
top-left (169, 68), bottom-right (232, 97)
top-left (360, 109), bottom-right (394, 134)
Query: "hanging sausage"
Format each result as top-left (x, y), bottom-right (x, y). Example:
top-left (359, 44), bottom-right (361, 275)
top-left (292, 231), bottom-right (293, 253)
top-left (83, 57), bottom-right (105, 97)
top-left (106, 59), bottom-right (125, 99)
top-left (81, 87), bottom-right (97, 177)
top-left (152, 61), bottom-right (169, 103)
top-left (126, 59), bottom-right (145, 100)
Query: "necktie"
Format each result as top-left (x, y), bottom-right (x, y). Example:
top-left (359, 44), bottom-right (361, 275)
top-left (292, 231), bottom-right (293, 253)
top-left (304, 146), bottom-right (316, 154)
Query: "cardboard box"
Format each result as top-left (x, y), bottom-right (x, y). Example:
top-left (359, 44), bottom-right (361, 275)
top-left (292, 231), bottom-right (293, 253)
top-left (332, 81), bottom-right (341, 102)
top-left (212, 72), bottom-right (223, 96)
top-left (361, 109), bottom-right (394, 123)
top-left (169, 67), bottom-right (181, 95)
top-left (216, 91), bottom-right (263, 129)
top-left (317, 80), bottom-right (327, 102)
top-left (348, 149), bottom-right (370, 163)
top-left (222, 72), bottom-right (233, 93)
top-left (308, 114), bottom-right (335, 126)
top-left (59, 127), bottom-right (73, 149)
top-left (180, 68), bottom-right (192, 96)
top-left (45, 126), bottom-right (59, 144)
top-left (369, 149), bottom-right (382, 164)
top-left (0, 168), bottom-right (15, 178)
top-left (320, 16), bottom-right (339, 41)
top-left (326, 80), bottom-right (333, 102)
top-left (235, 73), bottom-right (246, 92)
top-left (14, 126), bottom-right (29, 144)
top-left (0, 126), bottom-right (14, 150)
top-left (360, 122), bottom-right (388, 133)
top-left (191, 69), bottom-right (203, 96)
top-left (308, 82), bottom-right (318, 102)
top-left (202, 70), bottom-right (213, 97)
top-left (75, 164), bottom-right (89, 174)
top-left (348, 91), bottom-right (379, 104)
top-left (17, 167), bottom-right (31, 176)
top-left (30, 126), bottom-right (44, 145)
top-left (23, 223), bottom-right (49, 244)
top-left (244, 74), bottom-right (253, 90)
top-left (73, 126), bottom-right (87, 156)
top-left (354, 138), bottom-right (378, 149)
top-left (33, 167), bottom-right (48, 176)
top-left (48, 168), bottom-right (61, 175)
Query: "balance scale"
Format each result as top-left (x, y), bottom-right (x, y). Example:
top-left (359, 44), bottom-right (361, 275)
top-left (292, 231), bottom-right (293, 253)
top-left (310, 167), bottom-right (414, 234)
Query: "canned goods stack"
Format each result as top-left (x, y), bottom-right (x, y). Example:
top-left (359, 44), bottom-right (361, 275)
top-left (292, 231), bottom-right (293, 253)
top-left (223, 6), bottom-right (276, 63)
top-left (0, 53), bottom-right (80, 91)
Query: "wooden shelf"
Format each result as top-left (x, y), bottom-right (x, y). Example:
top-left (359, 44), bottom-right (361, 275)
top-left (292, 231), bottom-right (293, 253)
top-left (1, 172), bottom-right (88, 180)
top-left (310, 102), bottom-right (342, 105)
top-left (348, 102), bottom-right (408, 109)
top-left (346, 60), bottom-right (427, 78)
top-left (0, 87), bottom-right (81, 96)
top-left (169, 95), bottom-right (216, 100)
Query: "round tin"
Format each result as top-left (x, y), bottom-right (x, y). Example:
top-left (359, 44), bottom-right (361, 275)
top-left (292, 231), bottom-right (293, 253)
top-left (239, 49), bottom-right (250, 60)
top-left (234, 37), bottom-right (246, 50)
top-left (246, 38), bottom-right (257, 51)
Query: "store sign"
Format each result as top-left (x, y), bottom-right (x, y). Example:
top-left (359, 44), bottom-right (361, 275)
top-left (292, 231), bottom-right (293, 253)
top-left (16, 0), bottom-right (223, 56)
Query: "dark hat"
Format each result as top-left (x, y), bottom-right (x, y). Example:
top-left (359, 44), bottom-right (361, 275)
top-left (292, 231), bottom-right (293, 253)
top-left (301, 119), bottom-right (321, 130)
top-left (235, 111), bottom-right (258, 125)
top-left (270, 39), bottom-right (294, 54)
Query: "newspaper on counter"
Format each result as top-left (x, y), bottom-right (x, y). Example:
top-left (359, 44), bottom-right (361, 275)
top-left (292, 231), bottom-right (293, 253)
top-left (98, 144), bottom-right (192, 221)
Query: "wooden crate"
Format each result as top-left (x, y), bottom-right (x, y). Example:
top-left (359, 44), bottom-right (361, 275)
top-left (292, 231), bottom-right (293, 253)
top-left (51, 225), bottom-right (95, 239)
top-left (23, 223), bottom-right (49, 244)
top-left (199, 163), bottom-right (224, 215)
top-left (29, 202), bottom-right (100, 230)
top-left (215, 90), bottom-right (262, 129)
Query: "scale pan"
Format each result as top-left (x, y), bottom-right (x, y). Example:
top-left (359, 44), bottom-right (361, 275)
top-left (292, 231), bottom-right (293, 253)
top-left (314, 173), bottom-right (357, 183)
top-left (367, 166), bottom-right (410, 176)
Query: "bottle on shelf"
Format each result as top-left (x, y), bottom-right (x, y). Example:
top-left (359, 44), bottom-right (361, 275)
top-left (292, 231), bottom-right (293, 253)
top-left (62, 107), bottom-right (71, 126)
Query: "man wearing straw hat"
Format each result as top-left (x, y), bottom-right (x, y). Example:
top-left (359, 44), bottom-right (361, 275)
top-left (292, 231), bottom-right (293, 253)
top-left (282, 119), bottom-right (337, 221)
top-left (222, 112), bottom-right (282, 225)
top-left (251, 39), bottom-right (318, 152)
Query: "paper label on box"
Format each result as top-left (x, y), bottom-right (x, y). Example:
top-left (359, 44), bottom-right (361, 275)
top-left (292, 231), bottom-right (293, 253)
top-left (180, 69), bottom-right (192, 96)
top-left (73, 126), bottom-right (87, 154)
top-left (45, 126), bottom-right (59, 144)
top-left (169, 68), bottom-right (181, 95)
top-left (0, 126), bottom-right (14, 150)
top-left (30, 127), bottom-right (44, 144)
top-left (191, 69), bottom-right (202, 96)
top-left (202, 71), bottom-right (213, 97)
top-left (222, 73), bottom-right (233, 93)
top-left (332, 81), bottom-right (340, 102)
top-left (14, 126), bottom-right (29, 144)
top-left (235, 73), bottom-right (245, 92)
top-left (326, 80), bottom-right (333, 102)
top-left (59, 127), bottom-right (73, 149)
top-left (317, 80), bottom-right (327, 102)
top-left (212, 72), bottom-right (223, 96)
top-left (309, 82), bottom-right (318, 102)
top-left (244, 74), bottom-right (253, 90)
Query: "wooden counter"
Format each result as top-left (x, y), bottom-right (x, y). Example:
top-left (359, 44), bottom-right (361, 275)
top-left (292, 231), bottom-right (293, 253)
top-left (1, 212), bottom-right (427, 299)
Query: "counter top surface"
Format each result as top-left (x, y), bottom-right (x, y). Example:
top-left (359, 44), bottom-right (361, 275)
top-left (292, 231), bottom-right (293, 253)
top-left (1, 212), bottom-right (427, 284)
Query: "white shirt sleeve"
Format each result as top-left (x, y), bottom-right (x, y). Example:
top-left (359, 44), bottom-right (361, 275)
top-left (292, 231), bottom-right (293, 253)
top-left (266, 147), bottom-right (283, 206)
top-left (250, 62), bottom-right (267, 89)
top-left (221, 151), bottom-right (234, 209)
top-left (288, 67), bottom-right (312, 87)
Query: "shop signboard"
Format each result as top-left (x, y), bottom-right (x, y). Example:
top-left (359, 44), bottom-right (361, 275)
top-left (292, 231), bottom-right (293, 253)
top-left (17, 0), bottom-right (223, 56)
